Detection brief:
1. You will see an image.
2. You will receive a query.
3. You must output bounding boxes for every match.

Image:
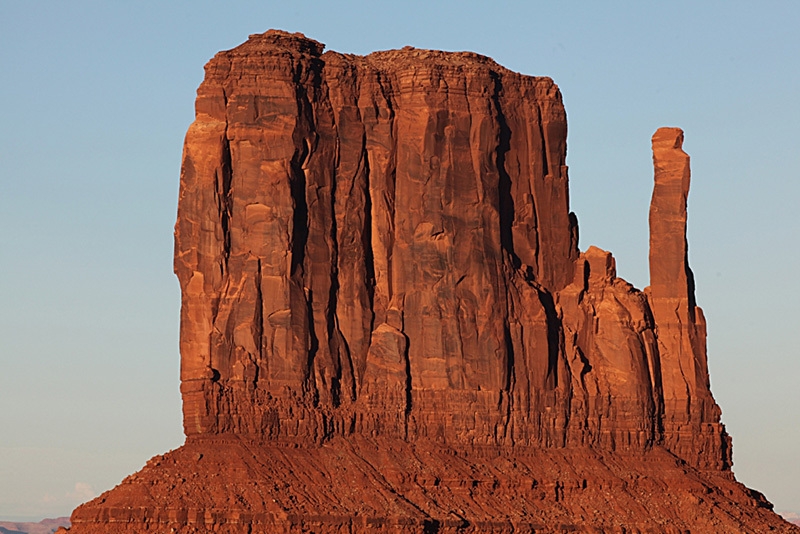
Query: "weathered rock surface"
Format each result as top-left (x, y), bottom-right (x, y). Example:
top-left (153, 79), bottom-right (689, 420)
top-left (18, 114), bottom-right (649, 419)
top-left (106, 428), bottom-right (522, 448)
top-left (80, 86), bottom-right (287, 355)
top-left (67, 437), bottom-right (789, 533)
top-left (173, 30), bottom-right (578, 447)
top-left (647, 127), bottom-right (729, 470)
top-left (66, 31), bottom-right (798, 533)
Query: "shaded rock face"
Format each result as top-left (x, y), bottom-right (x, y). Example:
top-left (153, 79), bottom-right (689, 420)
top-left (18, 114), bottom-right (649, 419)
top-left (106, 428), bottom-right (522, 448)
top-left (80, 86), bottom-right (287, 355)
top-left (68, 31), bottom-right (799, 533)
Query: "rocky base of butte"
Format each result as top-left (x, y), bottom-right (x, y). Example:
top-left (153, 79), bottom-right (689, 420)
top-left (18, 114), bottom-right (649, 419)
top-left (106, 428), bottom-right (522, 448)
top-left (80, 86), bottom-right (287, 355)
top-left (64, 31), bottom-right (799, 533)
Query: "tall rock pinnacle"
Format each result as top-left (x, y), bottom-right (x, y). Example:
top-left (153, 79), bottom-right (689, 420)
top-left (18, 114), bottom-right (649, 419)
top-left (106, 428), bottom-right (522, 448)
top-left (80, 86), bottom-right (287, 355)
top-left (649, 127), bottom-right (694, 302)
top-left (647, 127), bottom-right (729, 469)
top-left (63, 32), bottom-right (798, 533)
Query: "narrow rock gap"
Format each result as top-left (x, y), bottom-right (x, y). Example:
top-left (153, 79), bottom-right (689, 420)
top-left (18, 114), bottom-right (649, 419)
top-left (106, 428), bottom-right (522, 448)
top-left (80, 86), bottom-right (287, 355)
top-left (379, 72), bottom-right (397, 302)
top-left (290, 65), bottom-right (316, 398)
top-left (361, 139), bottom-right (376, 393)
top-left (491, 72), bottom-right (519, 270)
top-left (254, 258), bottom-right (263, 384)
top-left (403, 328), bottom-right (413, 437)
top-left (535, 101), bottom-right (550, 178)
top-left (538, 289), bottom-right (561, 391)
top-left (320, 81), bottom-right (343, 409)
top-left (219, 135), bottom-right (233, 263)
top-left (289, 139), bottom-right (310, 278)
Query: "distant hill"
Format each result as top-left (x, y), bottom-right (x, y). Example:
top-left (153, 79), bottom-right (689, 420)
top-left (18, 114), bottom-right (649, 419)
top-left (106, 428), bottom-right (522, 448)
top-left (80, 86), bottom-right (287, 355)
top-left (0, 517), bottom-right (70, 534)
top-left (781, 511), bottom-right (800, 526)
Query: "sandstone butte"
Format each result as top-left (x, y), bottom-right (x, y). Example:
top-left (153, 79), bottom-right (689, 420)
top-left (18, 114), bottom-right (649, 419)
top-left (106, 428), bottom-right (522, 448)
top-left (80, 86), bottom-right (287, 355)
top-left (62, 31), bottom-right (799, 534)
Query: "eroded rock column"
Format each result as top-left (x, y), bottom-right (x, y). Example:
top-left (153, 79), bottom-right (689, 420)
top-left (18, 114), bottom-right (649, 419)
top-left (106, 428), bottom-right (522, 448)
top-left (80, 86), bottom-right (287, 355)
top-left (647, 127), bottom-right (730, 469)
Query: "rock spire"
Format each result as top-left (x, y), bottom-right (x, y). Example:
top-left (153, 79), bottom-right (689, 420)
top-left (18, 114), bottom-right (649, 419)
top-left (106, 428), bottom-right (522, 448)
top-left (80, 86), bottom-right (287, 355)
top-left (648, 127), bottom-right (729, 469)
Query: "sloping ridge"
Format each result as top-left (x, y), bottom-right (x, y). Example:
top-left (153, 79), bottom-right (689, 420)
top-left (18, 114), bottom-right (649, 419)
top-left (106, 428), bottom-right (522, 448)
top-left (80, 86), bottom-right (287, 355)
top-left (64, 31), bottom-right (798, 533)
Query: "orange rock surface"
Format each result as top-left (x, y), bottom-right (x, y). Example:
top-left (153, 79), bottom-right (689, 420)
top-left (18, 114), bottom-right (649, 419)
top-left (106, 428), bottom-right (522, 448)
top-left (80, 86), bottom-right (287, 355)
top-left (66, 31), bottom-right (798, 533)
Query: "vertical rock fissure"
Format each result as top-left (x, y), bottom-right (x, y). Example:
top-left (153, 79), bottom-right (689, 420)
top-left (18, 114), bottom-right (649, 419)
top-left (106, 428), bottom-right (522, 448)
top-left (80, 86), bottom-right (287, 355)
top-left (254, 258), bottom-right (263, 385)
top-left (538, 289), bottom-right (561, 391)
top-left (380, 73), bottom-right (398, 303)
top-left (685, 260), bottom-right (697, 315)
top-left (361, 140), bottom-right (376, 390)
top-left (327, 133), bottom-right (343, 408)
top-left (643, 305), bottom-right (664, 442)
top-left (502, 323), bottom-right (516, 434)
top-left (491, 74), bottom-right (519, 269)
top-left (218, 135), bottom-right (233, 264)
top-left (289, 140), bottom-right (310, 279)
top-left (290, 66), bottom-right (315, 396)
top-left (531, 101), bottom-right (549, 282)
top-left (315, 75), bottom-right (344, 409)
top-left (306, 286), bottom-right (320, 406)
top-left (535, 101), bottom-right (550, 178)
top-left (568, 212), bottom-right (579, 260)
top-left (403, 329), bottom-right (413, 439)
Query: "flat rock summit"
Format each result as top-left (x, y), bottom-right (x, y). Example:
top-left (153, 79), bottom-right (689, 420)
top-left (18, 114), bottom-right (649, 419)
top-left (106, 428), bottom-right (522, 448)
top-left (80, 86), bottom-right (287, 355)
top-left (65, 31), bottom-right (798, 533)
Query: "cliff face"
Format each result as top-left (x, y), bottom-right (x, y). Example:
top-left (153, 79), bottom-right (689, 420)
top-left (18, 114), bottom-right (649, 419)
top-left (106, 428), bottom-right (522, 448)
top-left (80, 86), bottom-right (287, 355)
top-left (173, 30), bottom-right (725, 467)
top-left (175, 30), bottom-right (578, 447)
top-left (66, 31), bottom-right (798, 533)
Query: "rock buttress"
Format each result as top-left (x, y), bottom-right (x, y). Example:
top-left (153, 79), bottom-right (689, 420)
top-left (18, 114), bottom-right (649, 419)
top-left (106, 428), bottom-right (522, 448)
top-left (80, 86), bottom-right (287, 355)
top-left (173, 30), bottom-right (580, 446)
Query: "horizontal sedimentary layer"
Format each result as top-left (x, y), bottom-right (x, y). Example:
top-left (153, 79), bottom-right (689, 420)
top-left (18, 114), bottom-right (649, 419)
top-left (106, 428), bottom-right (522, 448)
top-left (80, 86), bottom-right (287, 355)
top-left (68, 436), bottom-right (793, 534)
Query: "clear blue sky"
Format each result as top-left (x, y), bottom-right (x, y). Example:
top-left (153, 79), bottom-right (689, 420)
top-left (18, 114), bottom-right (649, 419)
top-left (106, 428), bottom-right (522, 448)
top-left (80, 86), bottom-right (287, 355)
top-left (1, 0), bottom-right (798, 521)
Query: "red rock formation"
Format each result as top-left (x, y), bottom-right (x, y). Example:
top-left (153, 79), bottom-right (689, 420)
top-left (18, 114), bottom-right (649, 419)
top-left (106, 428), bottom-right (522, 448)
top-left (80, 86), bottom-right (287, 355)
top-left (173, 30), bottom-right (578, 447)
top-left (559, 245), bottom-right (663, 452)
top-left (647, 127), bottom-right (730, 470)
top-left (63, 437), bottom-right (792, 533)
top-left (66, 31), bottom-right (799, 533)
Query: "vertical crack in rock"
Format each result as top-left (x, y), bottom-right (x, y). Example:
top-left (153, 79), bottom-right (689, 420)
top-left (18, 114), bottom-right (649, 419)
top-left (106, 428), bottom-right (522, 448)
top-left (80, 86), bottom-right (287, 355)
top-left (217, 134), bottom-right (233, 265)
top-left (535, 101), bottom-right (551, 179)
top-left (381, 74), bottom-right (398, 306)
top-left (322, 77), bottom-right (344, 409)
top-left (491, 72), bottom-right (518, 269)
top-left (290, 138), bottom-right (310, 279)
top-left (361, 143), bottom-right (376, 388)
top-left (538, 289), bottom-right (561, 392)
top-left (290, 105), bottom-right (315, 404)
top-left (253, 257), bottom-right (263, 385)
top-left (402, 327), bottom-right (413, 438)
